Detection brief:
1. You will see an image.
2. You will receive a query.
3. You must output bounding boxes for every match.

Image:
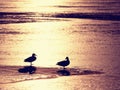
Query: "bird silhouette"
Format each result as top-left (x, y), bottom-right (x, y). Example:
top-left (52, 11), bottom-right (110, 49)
top-left (56, 57), bottom-right (70, 69)
top-left (24, 53), bottom-right (37, 66)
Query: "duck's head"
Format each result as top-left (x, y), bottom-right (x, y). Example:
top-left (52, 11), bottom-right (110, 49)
top-left (32, 53), bottom-right (36, 56)
top-left (65, 57), bottom-right (69, 60)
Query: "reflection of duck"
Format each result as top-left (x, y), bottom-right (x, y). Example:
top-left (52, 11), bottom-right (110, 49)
top-left (18, 66), bottom-right (37, 74)
top-left (56, 57), bottom-right (70, 69)
top-left (57, 69), bottom-right (70, 76)
top-left (24, 53), bottom-right (36, 66)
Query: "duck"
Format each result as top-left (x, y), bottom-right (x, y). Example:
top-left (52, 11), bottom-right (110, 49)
top-left (24, 53), bottom-right (37, 66)
top-left (56, 57), bottom-right (70, 69)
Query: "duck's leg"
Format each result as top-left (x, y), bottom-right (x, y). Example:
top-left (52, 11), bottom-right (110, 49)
top-left (30, 62), bottom-right (32, 66)
top-left (63, 66), bottom-right (66, 70)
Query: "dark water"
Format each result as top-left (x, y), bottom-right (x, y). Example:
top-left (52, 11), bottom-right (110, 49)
top-left (0, 0), bottom-right (120, 90)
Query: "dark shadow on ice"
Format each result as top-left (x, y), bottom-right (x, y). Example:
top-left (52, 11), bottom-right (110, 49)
top-left (69, 68), bottom-right (104, 75)
top-left (0, 66), bottom-right (105, 84)
top-left (18, 66), bottom-right (37, 74)
top-left (56, 68), bottom-right (104, 76)
top-left (57, 69), bottom-right (70, 76)
top-left (79, 70), bottom-right (104, 75)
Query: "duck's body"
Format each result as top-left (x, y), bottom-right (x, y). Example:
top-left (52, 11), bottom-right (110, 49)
top-left (24, 53), bottom-right (36, 66)
top-left (57, 57), bottom-right (70, 69)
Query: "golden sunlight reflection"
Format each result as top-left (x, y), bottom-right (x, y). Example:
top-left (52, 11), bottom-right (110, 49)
top-left (28, 0), bottom-right (65, 6)
top-left (0, 19), bottom-right (88, 67)
top-left (0, 19), bottom-right (103, 68)
top-left (18, 21), bottom-right (71, 67)
top-left (14, 0), bottom-right (72, 12)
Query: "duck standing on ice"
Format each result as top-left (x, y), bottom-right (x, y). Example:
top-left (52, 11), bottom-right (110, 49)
top-left (24, 53), bottom-right (37, 66)
top-left (56, 57), bottom-right (70, 69)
